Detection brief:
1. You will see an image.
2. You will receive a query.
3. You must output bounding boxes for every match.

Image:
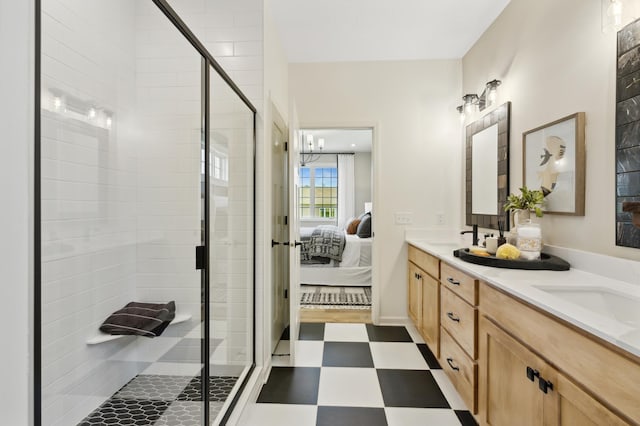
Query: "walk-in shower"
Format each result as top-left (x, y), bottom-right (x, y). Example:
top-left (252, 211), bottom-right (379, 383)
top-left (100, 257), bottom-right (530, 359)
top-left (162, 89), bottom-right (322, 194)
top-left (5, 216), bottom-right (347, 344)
top-left (36, 1), bottom-right (255, 425)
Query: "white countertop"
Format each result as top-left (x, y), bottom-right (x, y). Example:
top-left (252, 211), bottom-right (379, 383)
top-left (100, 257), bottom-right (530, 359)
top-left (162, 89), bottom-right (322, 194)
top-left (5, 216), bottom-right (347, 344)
top-left (406, 238), bottom-right (640, 359)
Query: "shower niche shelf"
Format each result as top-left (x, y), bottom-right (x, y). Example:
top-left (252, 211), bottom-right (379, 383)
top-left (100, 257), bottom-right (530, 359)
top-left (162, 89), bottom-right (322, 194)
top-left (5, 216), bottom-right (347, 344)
top-left (86, 313), bottom-right (192, 345)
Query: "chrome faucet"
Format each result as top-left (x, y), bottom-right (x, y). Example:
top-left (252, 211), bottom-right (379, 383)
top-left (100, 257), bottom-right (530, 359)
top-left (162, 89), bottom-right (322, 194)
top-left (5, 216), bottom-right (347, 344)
top-left (460, 224), bottom-right (479, 246)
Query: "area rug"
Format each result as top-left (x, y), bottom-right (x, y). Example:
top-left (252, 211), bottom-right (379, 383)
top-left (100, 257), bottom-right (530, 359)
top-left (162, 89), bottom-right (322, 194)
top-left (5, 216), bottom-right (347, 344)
top-left (300, 285), bottom-right (372, 306)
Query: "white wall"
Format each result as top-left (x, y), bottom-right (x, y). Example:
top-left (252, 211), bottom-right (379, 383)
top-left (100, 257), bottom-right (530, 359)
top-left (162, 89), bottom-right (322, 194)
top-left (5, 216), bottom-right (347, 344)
top-left (290, 60), bottom-right (462, 322)
top-left (354, 151), bottom-right (372, 215)
top-left (259, 2), bottom-right (289, 367)
top-left (463, 0), bottom-right (640, 262)
top-left (0, 0), bottom-right (33, 424)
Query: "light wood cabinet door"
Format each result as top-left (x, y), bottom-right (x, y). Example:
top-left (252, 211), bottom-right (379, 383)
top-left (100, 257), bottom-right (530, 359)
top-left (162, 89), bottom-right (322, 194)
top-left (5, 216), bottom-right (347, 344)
top-left (408, 262), bottom-right (423, 326)
top-left (478, 316), bottom-right (551, 426)
top-left (555, 374), bottom-right (629, 426)
top-left (420, 273), bottom-right (439, 356)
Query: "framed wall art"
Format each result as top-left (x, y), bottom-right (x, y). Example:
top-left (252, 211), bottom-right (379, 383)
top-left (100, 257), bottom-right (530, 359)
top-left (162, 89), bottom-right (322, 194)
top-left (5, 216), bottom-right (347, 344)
top-left (523, 112), bottom-right (585, 215)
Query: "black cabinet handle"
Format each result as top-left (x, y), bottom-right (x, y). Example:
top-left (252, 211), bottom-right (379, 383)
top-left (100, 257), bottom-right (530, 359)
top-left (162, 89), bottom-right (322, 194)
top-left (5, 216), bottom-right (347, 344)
top-left (446, 312), bottom-right (460, 322)
top-left (293, 241), bottom-right (302, 247)
top-left (538, 377), bottom-right (553, 394)
top-left (271, 239), bottom-right (280, 247)
top-left (526, 366), bottom-right (540, 382)
top-left (447, 277), bottom-right (460, 286)
top-left (446, 358), bottom-right (460, 371)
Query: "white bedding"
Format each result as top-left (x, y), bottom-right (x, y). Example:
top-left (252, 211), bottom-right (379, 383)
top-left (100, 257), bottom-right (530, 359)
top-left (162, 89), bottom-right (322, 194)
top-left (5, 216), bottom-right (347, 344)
top-left (300, 231), bottom-right (372, 286)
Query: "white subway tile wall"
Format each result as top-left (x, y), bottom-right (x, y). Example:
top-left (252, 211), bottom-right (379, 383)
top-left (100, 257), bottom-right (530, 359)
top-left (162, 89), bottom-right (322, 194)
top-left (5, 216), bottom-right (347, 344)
top-left (41, 0), bottom-right (259, 424)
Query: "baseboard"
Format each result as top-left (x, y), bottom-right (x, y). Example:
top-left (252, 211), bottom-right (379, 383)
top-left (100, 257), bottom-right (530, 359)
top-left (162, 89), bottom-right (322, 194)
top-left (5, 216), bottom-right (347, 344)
top-left (376, 316), bottom-right (411, 326)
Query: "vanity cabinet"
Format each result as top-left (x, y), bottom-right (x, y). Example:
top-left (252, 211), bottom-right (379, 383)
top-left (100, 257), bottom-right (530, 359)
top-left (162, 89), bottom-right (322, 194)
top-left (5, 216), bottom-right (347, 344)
top-left (408, 245), bottom-right (440, 356)
top-left (478, 284), bottom-right (635, 426)
top-left (438, 262), bottom-right (479, 413)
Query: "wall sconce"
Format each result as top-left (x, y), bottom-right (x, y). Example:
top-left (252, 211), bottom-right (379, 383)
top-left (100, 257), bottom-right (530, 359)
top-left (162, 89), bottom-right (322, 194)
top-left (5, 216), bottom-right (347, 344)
top-left (456, 79), bottom-right (502, 119)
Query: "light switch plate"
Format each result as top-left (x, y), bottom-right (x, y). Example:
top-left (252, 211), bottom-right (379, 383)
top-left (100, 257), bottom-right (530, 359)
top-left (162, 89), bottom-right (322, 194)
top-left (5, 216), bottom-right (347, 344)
top-left (394, 212), bottom-right (413, 225)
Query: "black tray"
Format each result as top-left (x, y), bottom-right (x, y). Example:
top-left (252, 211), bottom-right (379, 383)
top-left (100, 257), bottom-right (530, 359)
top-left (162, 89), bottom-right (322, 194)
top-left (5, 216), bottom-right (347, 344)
top-left (453, 248), bottom-right (570, 271)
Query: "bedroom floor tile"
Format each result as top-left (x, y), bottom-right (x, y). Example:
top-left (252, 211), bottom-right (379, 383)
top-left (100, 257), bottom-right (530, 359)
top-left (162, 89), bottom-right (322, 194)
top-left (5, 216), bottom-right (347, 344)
top-left (317, 367), bottom-right (384, 407)
top-left (369, 342), bottom-right (429, 370)
top-left (316, 406), bottom-right (387, 426)
top-left (366, 324), bottom-right (413, 342)
top-left (322, 342), bottom-right (374, 367)
top-left (256, 367), bottom-right (320, 405)
top-left (324, 322), bottom-right (369, 342)
top-left (299, 322), bottom-right (325, 341)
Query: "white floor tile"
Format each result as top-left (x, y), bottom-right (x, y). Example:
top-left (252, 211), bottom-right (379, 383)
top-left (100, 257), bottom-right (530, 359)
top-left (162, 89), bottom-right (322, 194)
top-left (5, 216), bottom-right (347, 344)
top-left (274, 340), bottom-right (290, 355)
top-left (405, 324), bottom-right (425, 344)
top-left (385, 407), bottom-right (461, 426)
top-left (109, 337), bottom-right (180, 362)
top-left (292, 341), bottom-right (324, 367)
top-left (369, 342), bottom-right (429, 370)
top-left (323, 323), bottom-right (369, 342)
top-left (431, 370), bottom-right (468, 410)
top-left (271, 355), bottom-right (291, 366)
top-left (317, 367), bottom-right (384, 407)
top-left (239, 403), bottom-right (317, 426)
top-left (141, 362), bottom-right (202, 376)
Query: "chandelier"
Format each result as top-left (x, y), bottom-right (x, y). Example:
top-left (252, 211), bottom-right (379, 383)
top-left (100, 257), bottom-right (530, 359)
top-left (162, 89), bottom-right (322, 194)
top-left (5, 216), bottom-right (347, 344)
top-left (300, 133), bottom-right (324, 166)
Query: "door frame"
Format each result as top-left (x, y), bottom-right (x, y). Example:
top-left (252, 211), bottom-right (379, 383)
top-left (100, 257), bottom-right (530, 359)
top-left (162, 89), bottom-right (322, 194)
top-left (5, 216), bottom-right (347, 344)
top-left (293, 122), bottom-right (380, 323)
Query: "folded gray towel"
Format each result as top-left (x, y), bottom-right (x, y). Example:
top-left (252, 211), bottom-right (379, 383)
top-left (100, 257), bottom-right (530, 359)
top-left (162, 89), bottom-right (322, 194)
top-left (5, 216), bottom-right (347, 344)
top-left (99, 301), bottom-right (176, 337)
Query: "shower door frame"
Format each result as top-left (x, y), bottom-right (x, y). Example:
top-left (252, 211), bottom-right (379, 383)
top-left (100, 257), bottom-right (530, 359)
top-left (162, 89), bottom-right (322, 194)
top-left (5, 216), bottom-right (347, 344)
top-left (33, 0), bottom-right (257, 424)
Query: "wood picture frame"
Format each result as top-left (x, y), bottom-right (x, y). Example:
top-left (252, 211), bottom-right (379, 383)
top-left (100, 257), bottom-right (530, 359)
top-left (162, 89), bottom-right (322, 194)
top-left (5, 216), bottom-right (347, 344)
top-left (523, 112), bottom-right (586, 216)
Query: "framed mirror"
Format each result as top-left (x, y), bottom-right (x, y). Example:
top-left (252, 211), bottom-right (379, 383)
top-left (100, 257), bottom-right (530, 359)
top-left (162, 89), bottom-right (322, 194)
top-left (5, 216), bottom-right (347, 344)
top-left (465, 102), bottom-right (510, 229)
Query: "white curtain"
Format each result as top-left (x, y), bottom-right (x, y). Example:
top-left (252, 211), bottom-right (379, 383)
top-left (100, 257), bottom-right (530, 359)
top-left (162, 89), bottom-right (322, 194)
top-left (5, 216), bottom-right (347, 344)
top-left (337, 154), bottom-right (355, 229)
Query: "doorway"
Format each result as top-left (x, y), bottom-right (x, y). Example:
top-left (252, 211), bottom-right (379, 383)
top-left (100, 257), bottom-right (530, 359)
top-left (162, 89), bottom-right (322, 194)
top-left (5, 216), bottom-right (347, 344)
top-left (296, 128), bottom-right (374, 324)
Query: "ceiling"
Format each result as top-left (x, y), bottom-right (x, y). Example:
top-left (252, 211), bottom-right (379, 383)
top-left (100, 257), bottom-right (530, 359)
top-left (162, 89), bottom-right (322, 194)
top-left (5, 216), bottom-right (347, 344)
top-left (302, 128), bottom-right (373, 153)
top-left (269, 0), bottom-right (511, 63)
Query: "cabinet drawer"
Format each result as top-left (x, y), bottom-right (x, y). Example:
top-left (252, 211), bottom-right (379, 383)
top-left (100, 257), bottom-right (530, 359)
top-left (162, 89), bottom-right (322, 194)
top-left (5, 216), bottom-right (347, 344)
top-left (408, 245), bottom-right (439, 278)
top-left (440, 327), bottom-right (477, 413)
top-left (441, 286), bottom-right (477, 358)
top-left (440, 262), bottom-right (478, 305)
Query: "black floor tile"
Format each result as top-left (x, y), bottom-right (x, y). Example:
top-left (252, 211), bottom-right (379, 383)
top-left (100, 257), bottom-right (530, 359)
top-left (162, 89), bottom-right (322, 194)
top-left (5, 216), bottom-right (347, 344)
top-left (176, 374), bottom-right (237, 402)
top-left (316, 406), bottom-right (388, 426)
top-left (377, 369), bottom-right (450, 408)
top-left (299, 322), bottom-right (325, 340)
top-left (365, 324), bottom-right (413, 342)
top-left (417, 343), bottom-right (441, 369)
top-left (322, 342), bottom-right (374, 368)
top-left (256, 367), bottom-right (320, 405)
top-left (79, 399), bottom-right (171, 425)
top-left (455, 410), bottom-right (478, 426)
top-left (280, 325), bottom-right (290, 341)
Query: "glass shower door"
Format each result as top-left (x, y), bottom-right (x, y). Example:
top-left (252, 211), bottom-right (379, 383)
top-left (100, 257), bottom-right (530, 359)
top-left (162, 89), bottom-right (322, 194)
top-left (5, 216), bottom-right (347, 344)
top-left (207, 66), bottom-right (255, 424)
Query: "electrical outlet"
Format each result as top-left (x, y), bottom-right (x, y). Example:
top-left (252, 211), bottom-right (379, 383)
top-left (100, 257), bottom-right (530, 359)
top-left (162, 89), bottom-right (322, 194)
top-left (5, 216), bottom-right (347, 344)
top-left (394, 212), bottom-right (413, 225)
top-left (437, 213), bottom-right (445, 225)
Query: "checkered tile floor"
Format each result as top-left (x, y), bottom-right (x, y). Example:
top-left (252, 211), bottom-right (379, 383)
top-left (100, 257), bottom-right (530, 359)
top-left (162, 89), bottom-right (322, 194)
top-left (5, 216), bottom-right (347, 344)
top-left (242, 322), bottom-right (477, 426)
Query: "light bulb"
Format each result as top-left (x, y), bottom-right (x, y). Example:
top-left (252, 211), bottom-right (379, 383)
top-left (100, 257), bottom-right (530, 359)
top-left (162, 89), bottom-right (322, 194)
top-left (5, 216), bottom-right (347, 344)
top-left (53, 97), bottom-right (62, 110)
top-left (607, 0), bottom-right (623, 28)
top-left (488, 87), bottom-right (498, 104)
top-left (459, 111), bottom-right (466, 123)
top-left (318, 138), bottom-right (325, 150)
top-left (106, 116), bottom-right (112, 128)
top-left (88, 107), bottom-right (96, 119)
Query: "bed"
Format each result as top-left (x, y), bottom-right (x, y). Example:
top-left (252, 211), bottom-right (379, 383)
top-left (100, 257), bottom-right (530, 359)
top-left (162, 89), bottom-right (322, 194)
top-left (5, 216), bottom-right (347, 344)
top-left (299, 226), bottom-right (372, 286)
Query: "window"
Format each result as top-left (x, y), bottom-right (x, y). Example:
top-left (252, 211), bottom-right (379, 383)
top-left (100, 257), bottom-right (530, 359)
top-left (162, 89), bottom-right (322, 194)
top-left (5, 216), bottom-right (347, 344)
top-left (300, 166), bottom-right (337, 218)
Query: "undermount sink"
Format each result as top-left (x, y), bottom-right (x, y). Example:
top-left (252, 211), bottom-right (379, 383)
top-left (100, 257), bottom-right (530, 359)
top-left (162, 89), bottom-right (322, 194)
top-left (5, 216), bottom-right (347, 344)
top-left (533, 285), bottom-right (640, 328)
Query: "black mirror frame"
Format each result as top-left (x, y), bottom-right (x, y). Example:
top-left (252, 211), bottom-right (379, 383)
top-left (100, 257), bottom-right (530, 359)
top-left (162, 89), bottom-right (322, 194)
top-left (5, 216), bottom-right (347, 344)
top-left (465, 102), bottom-right (511, 230)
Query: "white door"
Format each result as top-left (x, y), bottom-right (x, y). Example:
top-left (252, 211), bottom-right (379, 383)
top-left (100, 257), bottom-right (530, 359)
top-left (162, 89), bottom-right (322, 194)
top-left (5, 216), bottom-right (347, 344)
top-left (271, 118), bottom-right (289, 353)
top-left (288, 104), bottom-right (301, 362)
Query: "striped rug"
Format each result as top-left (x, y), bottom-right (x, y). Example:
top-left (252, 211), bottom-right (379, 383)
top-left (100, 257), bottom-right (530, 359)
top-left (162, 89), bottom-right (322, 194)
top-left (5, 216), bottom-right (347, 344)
top-left (300, 285), bottom-right (372, 306)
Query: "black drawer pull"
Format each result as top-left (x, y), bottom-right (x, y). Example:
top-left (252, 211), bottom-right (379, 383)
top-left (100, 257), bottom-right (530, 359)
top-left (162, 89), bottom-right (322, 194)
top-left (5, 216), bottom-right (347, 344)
top-left (446, 357), bottom-right (460, 371)
top-left (446, 312), bottom-right (460, 322)
top-left (538, 377), bottom-right (553, 394)
top-left (447, 277), bottom-right (460, 286)
top-left (526, 366), bottom-right (540, 382)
